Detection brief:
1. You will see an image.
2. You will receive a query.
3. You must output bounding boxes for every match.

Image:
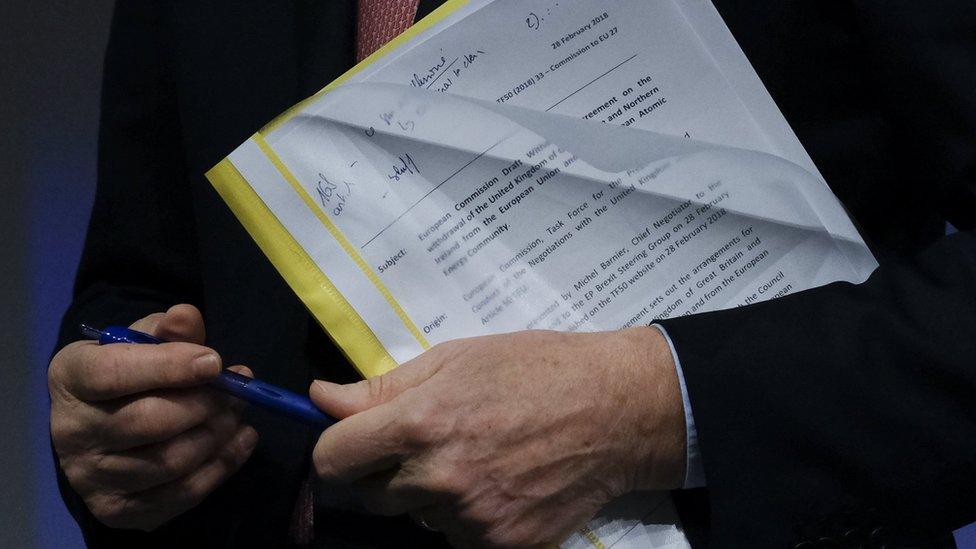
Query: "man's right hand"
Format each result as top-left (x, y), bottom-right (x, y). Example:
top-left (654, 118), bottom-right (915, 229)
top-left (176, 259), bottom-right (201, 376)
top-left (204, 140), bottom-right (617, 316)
top-left (48, 304), bottom-right (259, 531)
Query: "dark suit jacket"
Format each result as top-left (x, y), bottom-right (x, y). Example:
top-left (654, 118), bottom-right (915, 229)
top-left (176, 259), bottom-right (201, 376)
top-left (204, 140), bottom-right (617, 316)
top-left (55, 1), bottom-right (975, 547)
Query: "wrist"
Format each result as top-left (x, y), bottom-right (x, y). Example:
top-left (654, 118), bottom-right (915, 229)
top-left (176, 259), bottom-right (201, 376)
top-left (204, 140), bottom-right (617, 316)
top-left (615, 326), bottom-right (686, 492)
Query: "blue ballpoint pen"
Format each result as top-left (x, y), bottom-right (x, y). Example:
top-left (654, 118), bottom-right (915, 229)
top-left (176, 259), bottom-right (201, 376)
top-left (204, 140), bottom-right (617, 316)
top-left (80, 324), bottom-right (338, 429)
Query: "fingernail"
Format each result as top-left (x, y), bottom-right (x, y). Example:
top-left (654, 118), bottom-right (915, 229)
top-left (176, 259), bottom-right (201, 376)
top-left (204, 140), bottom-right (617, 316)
top-left (312, 380), bottom-right (330, 393)
top-left (192, 353), bottom-right (221, 377)
top-left (227, 365), bottom-right (254, 378)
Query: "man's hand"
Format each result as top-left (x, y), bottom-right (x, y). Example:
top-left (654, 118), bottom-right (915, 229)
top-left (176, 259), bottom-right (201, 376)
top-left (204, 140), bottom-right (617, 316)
top-left (310, 327), bottom-right (684, 547)
top-left (49, 304), bottom-right (258, 531)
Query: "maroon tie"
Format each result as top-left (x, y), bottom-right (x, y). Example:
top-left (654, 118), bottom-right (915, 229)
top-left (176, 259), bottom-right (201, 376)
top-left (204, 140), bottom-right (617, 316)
top-left (289, 5), bottom-right (422, 543)
top-left (356, 0), bottom-right (421, 62)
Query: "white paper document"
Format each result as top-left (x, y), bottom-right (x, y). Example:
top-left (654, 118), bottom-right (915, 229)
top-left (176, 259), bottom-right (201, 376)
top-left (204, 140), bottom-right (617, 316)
top-left (210, 1), bottom-right (878, 546)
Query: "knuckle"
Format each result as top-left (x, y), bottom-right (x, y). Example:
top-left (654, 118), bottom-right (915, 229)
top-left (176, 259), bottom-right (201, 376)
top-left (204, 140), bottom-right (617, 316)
top-left (466, 505), bottom-right (493, 530)
top-left (425, 466), bottom-right (463, 497)
top-left (157, 446), bottom-right (195, 479)
top-left (128, 395), bottom-right (164, 427)
top-left (89, 494), bottom-right (135, 529)
top-left (312, 458), bottom-right (330, 481)
top-left (49, 413), bottom-right (76, 447)
top-left (52, 411), bottom-right (96, 454)
top-left (400, 400), bottom-right (437, 442)
top-left (363, 375), bottom-right (390, 404)
top-left (48, 342), bottom-right (87, 394)
top-left (429, 341), bottom-right (460, 363)
top-left (130, 393), bottom-right (205, 439)
top-left (59, 454), bottom-right (91, 491)
top-left (87, 451), bottom-right (113, 478)
top-left (64, 452), bottom-right (117, 497)
top-left (120, 397), bottom-right (173, 441)
top-left (176, 478), bottom-right (208, 508)
top-left (47, 352), bottom-right (67, 392)
top-left (312, 446), bottom-right (337, 481)
top-left (185, 391), bottom-right (219, 421)
top-left (427, 341), bottom-right (449, 357)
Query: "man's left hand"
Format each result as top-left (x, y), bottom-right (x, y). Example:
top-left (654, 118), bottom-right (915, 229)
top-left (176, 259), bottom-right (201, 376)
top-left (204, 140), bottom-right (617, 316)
top-left (310, 327), bottom-right (685, 548)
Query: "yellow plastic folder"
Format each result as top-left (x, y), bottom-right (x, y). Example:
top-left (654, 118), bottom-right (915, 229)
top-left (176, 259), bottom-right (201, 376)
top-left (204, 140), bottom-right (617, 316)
top-left (205, 1), bottom-right (875, 545)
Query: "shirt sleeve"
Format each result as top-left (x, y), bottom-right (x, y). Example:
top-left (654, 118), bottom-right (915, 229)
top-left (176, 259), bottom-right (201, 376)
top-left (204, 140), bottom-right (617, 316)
top-left (651, 324), bottom-right (706, 489)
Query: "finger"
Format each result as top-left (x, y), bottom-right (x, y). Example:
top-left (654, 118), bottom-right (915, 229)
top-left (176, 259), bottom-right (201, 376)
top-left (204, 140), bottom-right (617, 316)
top-left (226, 365), bottom-right (253, 378)
top-left (351, 467), bottom-right (438, 516)
top-left (309, 347), bottom-right (444, 418)
top-left (80, 409), bottom-right (243, 493)
top-left (153, 304), bottom-right (207, 345)
top-left (313, 402), bottom-right (409, 483)
top-left (92, 425), bottom-right (258, 531)
top-left (61, 341), bottom-right (221, 402)
top-left (129, 312), bottom-right (166, 336)
top-left (93, 388), bottom-right (229, 450)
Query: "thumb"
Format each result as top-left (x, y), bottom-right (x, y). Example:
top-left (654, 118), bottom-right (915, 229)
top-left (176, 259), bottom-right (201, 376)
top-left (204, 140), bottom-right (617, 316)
top-left (131, 304), bottom-right (206, 345)
top-left (309, 352), bottom-right (442, 419)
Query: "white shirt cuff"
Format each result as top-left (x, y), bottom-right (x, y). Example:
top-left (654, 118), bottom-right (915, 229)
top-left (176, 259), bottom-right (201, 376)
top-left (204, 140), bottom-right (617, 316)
top-left (651, 324), bottom-right (706, 489)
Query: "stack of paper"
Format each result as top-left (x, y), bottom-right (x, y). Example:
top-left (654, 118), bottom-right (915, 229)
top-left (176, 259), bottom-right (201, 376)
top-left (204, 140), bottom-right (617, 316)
top-left (208, 1), bottom-right (877, 546)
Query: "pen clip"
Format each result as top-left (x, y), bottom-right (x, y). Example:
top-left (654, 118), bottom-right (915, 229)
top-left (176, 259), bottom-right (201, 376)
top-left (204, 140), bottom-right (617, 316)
top-left (80, 324), bottom-right (164, 345)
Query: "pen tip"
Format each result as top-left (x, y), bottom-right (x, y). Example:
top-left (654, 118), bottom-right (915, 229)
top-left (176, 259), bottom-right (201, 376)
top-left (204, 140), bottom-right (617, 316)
top-left (79, 324), bottom-right (103, 341)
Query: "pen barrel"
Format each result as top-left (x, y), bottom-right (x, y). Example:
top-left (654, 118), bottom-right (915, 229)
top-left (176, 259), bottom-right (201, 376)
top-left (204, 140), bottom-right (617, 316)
top-left (211, 371), bottom-right (337, 429)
